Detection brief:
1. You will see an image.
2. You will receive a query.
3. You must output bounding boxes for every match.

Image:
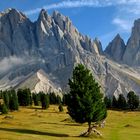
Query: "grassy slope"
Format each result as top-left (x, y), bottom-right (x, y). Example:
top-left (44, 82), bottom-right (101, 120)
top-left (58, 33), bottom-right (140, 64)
top-left (0, 106), bottom-right (140, 140)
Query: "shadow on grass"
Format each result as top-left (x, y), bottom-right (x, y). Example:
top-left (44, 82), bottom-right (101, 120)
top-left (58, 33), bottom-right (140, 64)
top-left (40, 122), bottom-right (81, 126)
top-left (0, 127), bottom-right (69, 137)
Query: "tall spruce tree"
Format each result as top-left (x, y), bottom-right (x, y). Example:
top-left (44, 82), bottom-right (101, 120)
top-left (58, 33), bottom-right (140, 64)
top-left (56, 95), bottom-right (61, 104)
top-left (104, 96), bottom-right (112, 108)
top-left (17, 88), bottom-right (31, 106)
top-left (9, 89), bottom-right (19, 111)
top-left (49, 92), bottom-right (57, 104)
top-left (112, 95), bottom-right (118, 108)
top-left (68, 64), bottom-right (107, 136)
top-left (2, 91), bottom-right (10, 109)
top-left (0, 103), bottom-right (8, 114)
top-left (32, 93), bottom-right (39, 106)
top-left (40, 92), bottom-right (49, 109)
top-left (118, 94), bottom-right (127, 109)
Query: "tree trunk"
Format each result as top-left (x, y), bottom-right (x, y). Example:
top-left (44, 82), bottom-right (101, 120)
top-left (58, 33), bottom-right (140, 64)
top-left (80, 121), bottom-right (102, 137)
top-left (88, 122), bottom-right (92, 133)
top-left (88, 122), bottom-right (92, 135)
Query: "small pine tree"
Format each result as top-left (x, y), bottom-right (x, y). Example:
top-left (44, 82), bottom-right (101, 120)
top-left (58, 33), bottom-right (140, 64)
top-left (62, 94), bottom-right (70, 105)
top-left (17, 88), bottom-right (31, 106)
top-left (0, 102), bottom-right (8, 114)
top-left (112, 95), bottom-right (118, 108)
top-left (56, 95), bottom-right (61, 104)
top-left (58, 104), bottom-right (63, 112)
top-left (68, 64), bottom-right (107, 136)
top-left (118, 94), bottom-right (127, 109)
top-left (49, 92), bottom-right (57, 104)
top-left (40, 93), bottom-right (49, 109)
top-left (32, 93), bottom-right (39, 106)
top-left (9, 89), bottom-right (19, 111)
top-left (104, 96), bottom-right (112, 108)
top-left (2, 91), bottom-right (10, 109)
top-left (127, 91), bottom-right (139, 110)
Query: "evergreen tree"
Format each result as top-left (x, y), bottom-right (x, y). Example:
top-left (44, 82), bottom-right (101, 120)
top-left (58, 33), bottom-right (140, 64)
top-left (0, 98), bottom-right (8, 114)
top-left (127, 91), bottom-right (139, 110)
top-left (0, 104), bottom-right (8, 114)
top-left (58, 104), bottom-right (63, 112)
top-left (118, 94), bottom-right (127, 109)
top-left (49, 92), bottom-right (57, 104)
top-left (62, 93), bottom-right (70, 105)
top-left (9, 89), bottom-right (19, 111)
top-left (2, 91), bottom-right (10, 109)
top-left (40, 93), bottom-right (49, 109)
top-left (56, 95), bottom-right (61, 104)
top-left (67, 64), bottom-right (107, 136)
top-left (112, 95), bottom-right (118, 108)
top-left (17, 88), bottom-right (31, 106)
top-left (32, 93), bottom-right (39, 106)
top-left (104, 96), bottom-right (112, 108)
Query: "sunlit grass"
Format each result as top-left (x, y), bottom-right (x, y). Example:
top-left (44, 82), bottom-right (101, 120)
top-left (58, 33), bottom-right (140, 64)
top-left (0, 105), bottom-right (140, 140)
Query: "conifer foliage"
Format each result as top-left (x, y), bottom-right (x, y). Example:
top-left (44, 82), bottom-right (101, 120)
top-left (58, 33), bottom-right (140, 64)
top-left (67, 64), bottom-right (107, 136)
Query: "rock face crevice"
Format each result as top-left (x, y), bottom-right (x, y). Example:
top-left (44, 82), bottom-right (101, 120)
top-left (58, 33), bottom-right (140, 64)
top-left (0, 8), bottom-right (140, 96)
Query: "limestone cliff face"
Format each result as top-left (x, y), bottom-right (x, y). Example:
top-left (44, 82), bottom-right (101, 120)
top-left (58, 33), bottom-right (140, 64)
top-left (123, 19), bottom-right (140, 66)
top-left (0, 8), bottom-right (140, 96)
top-left (0, 8), bottom-right (38, 58)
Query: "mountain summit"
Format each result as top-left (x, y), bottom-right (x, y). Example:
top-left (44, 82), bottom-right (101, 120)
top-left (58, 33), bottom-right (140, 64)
top-left (123, 19), bottom-right (140, 66)
top-left (0, 9), bottom-right (140, 96)
top-left (105, 34), bottom-right (126, 62)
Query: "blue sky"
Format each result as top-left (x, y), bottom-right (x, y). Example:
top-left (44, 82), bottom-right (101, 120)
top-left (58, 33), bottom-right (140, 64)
top-left (0, 0), bottom-right (140, 49)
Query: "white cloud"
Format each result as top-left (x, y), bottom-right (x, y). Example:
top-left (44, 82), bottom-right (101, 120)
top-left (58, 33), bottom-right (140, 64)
top-left (24, 0), bottom-right (140, 15)
top-left (24, 0), bottom-right (108, 15)
top-left (112, 18), bottom-right (132, 32)
top-left (0, 56), bottom-right (25, 73)
top-left (112, 1), bottom-right (140, 33)
top-left (24, 0), bottom-right (140, 35)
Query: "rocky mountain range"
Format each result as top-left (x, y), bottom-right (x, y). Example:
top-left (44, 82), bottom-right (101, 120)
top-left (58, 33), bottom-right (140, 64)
top-left (0, 8), bottom-right (140, 97)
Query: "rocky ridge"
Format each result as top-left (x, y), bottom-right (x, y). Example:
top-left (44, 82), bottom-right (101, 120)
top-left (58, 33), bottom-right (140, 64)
top-left (0, 8), bottom-right (140, 96)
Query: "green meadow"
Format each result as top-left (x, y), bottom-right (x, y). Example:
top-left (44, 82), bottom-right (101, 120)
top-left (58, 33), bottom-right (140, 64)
top-left (0, 105), bottom-right (140, 140)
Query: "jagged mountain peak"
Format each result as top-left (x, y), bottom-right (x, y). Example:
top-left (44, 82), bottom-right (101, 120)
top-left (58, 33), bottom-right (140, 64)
top-left (38, 9), bottom-right (50, 22)
top-left (52, 10), bottom-right (65, 20)
top-left (134, 18), bottom-right (140, 26)
top-left (0, 8), bottom-right (27, 22)
top-left (93, 37), bottom-right (103, 54)
top-left (123, 18), bottom-right (140, 66)
top-left (105, 34), bottom-right (126, 62)
top-left (114, 33), bottom-right (121, 40)
top-left (52, 10), bottom-right (72, 32)
top-left (0, 8), bottom-right (140, 96)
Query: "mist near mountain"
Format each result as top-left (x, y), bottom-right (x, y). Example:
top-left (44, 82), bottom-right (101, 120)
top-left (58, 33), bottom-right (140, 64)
top-left (0, 8), bottom-right (140, 96)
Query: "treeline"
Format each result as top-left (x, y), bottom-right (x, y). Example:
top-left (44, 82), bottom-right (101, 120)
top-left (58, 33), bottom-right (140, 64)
top-left (104, 91), bottom-right (140, 110)
top-left (0, 88), bottom-right (63, 114)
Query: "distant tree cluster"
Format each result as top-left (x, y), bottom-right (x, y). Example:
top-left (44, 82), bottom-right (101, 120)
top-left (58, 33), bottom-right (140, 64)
top-left (0, 88), bottom-right (62, 114)
top-left (104, 91), bottom-right (140, 110)
top-left (0, 89), bottom-right (18, 114)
